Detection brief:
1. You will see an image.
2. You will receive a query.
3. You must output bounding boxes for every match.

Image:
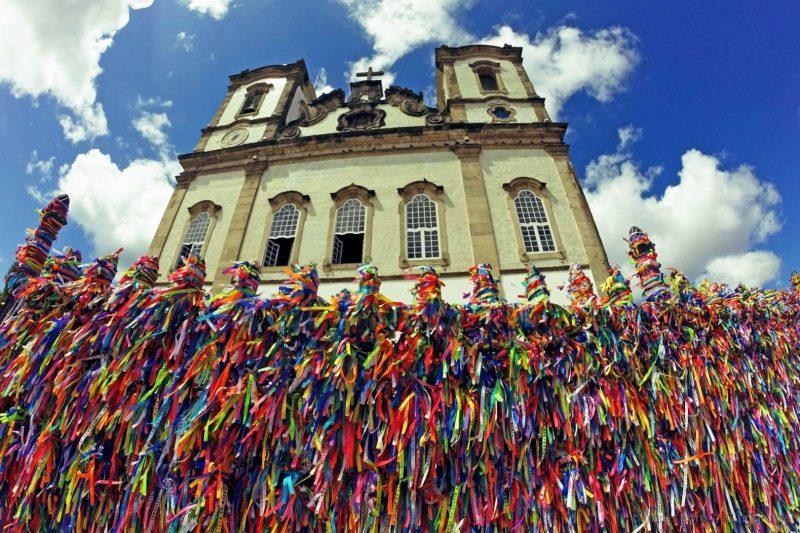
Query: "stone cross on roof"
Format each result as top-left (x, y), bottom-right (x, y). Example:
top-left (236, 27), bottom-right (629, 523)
top-left (355, 67), bottom-right (384, 81)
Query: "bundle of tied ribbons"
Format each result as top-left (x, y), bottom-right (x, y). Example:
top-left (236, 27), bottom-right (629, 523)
top-left (0, 196), bottom-right (799, 532)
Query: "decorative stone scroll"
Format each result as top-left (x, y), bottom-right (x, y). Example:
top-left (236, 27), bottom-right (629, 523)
top-left (300, 89), bottom-right (345, 126)
top-left (337, 102), bottom-right (386, 132)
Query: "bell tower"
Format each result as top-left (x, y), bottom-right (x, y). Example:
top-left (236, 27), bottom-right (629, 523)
top-left (194, 60), bottom-right (316, 152)
top-left (435, 44), bottom-right (552, 124)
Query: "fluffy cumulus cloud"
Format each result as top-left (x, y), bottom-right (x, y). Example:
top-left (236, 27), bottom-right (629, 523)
top-left (28, 95), bottom-right (179, 269)
top-left (338, 0), bottom-right (474, 83)
top-left (0, 0), bottom-right (154, 142)
top-left (480, 25), bottom-right (639, 118)
top-left (336, 1), bottom-right (638, 116)
top-left (34, 150), bottom-right (178, 270)
top-left (313, 68), bottom-right (335, 96)
top-left (132, 96), bottom-right (174, 156)
top-left (179, 0), bottom-right (234, 20)
top-left (584, 127), bottom-right (783, 287)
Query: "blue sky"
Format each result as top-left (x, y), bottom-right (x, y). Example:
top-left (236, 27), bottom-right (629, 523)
top-left (0, 0), bottom-right (798, 287)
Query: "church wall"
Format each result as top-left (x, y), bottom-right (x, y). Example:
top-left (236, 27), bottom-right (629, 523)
top-left (382, 106), bottom-right (427, 128)
top-left (479, 148), bottom-right (588, 270)
top-left (160, 170), bottom-right (246, 282)
top-left (217, 78), bottom-right (288, 126)
top-left (298, 110), bottom-right (340, 136)
top-left (297, 104), bottom-right (426, 138)
top-left (203, 124), bottom-right (268, 152)
top-left (238, 151), bottom-right (474, 280)
top-left (285, 86), bottom-right (307, 123)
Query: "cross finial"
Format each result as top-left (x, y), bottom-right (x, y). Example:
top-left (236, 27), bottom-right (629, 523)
top-left (355, 67), bottom-right (384, 81)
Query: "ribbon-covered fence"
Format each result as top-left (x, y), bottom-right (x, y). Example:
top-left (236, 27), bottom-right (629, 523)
top-left (0, 196), bottom-right (799, 532)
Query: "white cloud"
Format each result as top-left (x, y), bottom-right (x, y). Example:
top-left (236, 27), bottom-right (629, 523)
top-left (313, 68), bottom-right (335, 96)
top-left (702, 251), bottom-right (781, 287)
top-left (338, 0), bottom-right (474, 82)
top-left (335, 0), bottom-right (638, 116)
top-left (176, 31), bottom-right (195, 52)
top-left (180, 0), bottom-right (233, 19)
top-left (133, 111), bottom-right (172, 155)
top-left (135, 95), bottom-right (172, 108)
top-left (132, 95), bottom-right (175, 158)
top-left (480, 25), bottom-right (639, 118)
top-left (31, 150), bottom-right (178, 270)
top-left (584, 128), bottom-right (783, 288)
top-left (0, 0), bottom-right (154, 142)
top-left (25, 150), bottom-right (55, 181)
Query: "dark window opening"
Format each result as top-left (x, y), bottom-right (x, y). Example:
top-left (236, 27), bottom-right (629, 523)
top-left (492, 106), bottom-right (511, 119)
top-left (479, 72), bottom-right (499, 91)
top-left (241, 90), bottom-right (265, 115)
top-left (264, 237), bottom-right (294, 267)
top-left (332, 233), bottom-right (364, 264)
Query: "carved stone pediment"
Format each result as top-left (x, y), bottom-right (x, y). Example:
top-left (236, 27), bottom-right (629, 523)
top-left (384, 86), bottom-right (447, 126)
top-left (301, 89), bottom-right (345, 126)
top-left (348, 80), bottom-right (383, 104)
top-left (385, 86), bottom-right (428, 116)
top-left (337, 102), bottom-right (386, 132)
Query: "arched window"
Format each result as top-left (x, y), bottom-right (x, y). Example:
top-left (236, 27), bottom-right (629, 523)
top-left (238, 82), bottom-right (272, 116)
top-left (405, 194), bottom-right (440, 259)
top-left (514, 190), bottom-right (556, 253)
top-left (263, 203), bottom-right (299, 267)
top-left (176, 212), bottom-right (211, 268)
top-left (479, 71), bottom-right (499, 91)
top-left (470, 60), bottom-right (506, 95)
top-left (332, 198), bottom-right (367, 264)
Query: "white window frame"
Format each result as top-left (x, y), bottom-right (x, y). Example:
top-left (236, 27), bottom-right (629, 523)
top-left (331, 198), bottom-right (366, 264)
top-left (405, 194), bottom-right (440, 260)
top-left (502, 177), bottom-right (563, 263)
top-left (324, 185), bottom-right (375, 271)
top-left (175, 201), bottom-right (221, 269)
top-left (514, 190), bottom-right (556, 253)
top-left (263, 203), bottom-right (300, 267)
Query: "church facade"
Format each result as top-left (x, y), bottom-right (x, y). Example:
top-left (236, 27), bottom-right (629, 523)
top-left (148, 44), bottom-right (609, 302)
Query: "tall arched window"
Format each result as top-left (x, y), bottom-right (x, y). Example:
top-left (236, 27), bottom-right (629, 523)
top-left (470, 60), bottom-right (506, 95)
top-left (514, 190), bottom-right (556, 253)
top-left (478, 71), bottom-right (499, 91)
top-left (331, 198), bottom-right (367, 264)
top-left (406, 194), bottom-right (440, 259)
top-left (237, 82), bottom-right (272, 117)
top-left (176, 212), bottom-right (211, 268)
top-left (263, 203), bottom-right (299, 267)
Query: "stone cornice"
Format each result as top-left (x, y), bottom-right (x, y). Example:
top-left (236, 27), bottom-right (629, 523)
top-left (177, 122), bottom-right (569, 178)
top-left (447, 95), bottom-right (547, 105)
top-left (435, 44), bottom-right (523, 67)
top-left (228, 60), bottom-right (309, 88)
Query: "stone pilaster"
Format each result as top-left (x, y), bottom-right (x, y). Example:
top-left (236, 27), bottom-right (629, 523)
top-left (148, 172), bottom-right (192, 271)
top-left (549, 149), bottom-right (610, 285)
top-left (211, 161), bottom-right (268, 291)
top-left (451, 145), bottom-right (501, 270)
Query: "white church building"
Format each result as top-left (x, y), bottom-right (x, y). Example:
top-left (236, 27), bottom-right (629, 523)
top-left (148, 44), bottom-right (609, 303)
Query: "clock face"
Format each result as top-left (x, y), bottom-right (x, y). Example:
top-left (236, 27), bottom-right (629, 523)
top-left (221, 127), bottom-right (249, 147)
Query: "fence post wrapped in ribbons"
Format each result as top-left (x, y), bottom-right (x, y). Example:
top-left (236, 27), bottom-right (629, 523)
top-left (562, 262), bottom-right (598, 307)
top-left (627, 225), bottom-right (671, 301)
top-left (601, 265), bottom-right (633, 307)
top-left (523, 264), bottom-right (550, 305)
